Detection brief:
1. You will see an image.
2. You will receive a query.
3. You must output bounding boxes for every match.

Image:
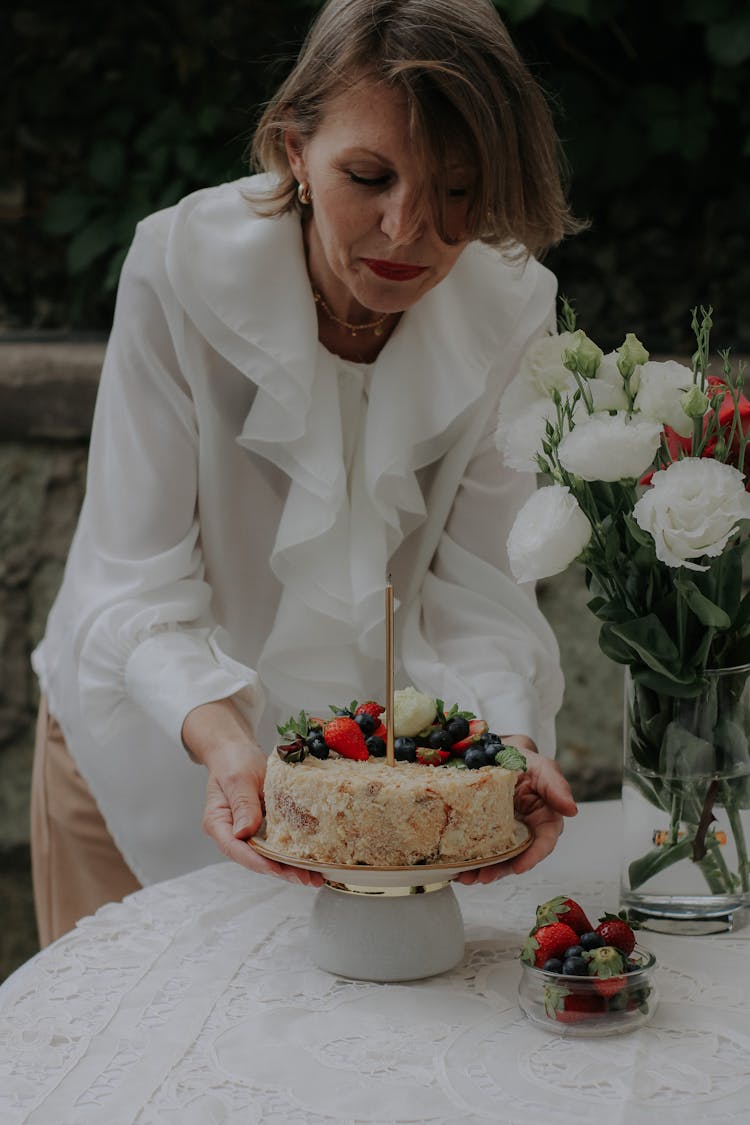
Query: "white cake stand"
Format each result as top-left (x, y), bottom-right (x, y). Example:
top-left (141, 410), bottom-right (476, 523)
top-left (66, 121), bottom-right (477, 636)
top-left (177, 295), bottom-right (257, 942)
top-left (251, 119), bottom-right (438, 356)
top-left (251, 822), bottom-right (532, 982)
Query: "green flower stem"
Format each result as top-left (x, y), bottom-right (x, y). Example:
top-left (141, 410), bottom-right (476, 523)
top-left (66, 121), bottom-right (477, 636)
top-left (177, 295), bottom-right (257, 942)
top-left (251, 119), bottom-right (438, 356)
top-left (625, 762), bottom-right (743, 896)
top-left (629, 833), bottom-right (731, 894)
top-left (669, 789), bottom-right (683, 846)
top-left (723, 784), bottom-right (750, 892)
top-left (692, 778), bottom-right (719, 861)
top-left (624, 766), bottom-right (663, 809)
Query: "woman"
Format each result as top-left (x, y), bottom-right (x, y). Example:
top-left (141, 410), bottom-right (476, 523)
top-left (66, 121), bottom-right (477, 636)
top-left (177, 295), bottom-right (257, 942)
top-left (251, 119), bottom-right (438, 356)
top-left (31, 0), bottom-right (579, 945)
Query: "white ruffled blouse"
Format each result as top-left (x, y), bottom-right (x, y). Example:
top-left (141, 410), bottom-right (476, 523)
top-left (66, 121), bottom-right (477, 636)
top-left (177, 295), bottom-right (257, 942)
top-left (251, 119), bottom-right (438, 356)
top-left (33, 175), bottom-right (565, 884)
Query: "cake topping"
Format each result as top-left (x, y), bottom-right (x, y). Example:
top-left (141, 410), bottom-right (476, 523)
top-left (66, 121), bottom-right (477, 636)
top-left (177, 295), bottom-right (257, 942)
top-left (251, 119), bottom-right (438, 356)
top-left (275, 689), bottom-right (528, 773)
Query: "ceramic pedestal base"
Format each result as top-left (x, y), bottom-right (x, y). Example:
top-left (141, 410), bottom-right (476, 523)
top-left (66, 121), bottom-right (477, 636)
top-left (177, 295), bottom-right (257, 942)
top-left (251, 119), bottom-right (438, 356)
top-left (309, 881), bottom-right (465, 982)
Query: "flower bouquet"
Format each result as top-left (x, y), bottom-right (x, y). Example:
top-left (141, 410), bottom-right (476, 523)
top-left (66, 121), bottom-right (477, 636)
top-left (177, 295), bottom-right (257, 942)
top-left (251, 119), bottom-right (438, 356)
top-left (497, 303), bottom-right (750, 927)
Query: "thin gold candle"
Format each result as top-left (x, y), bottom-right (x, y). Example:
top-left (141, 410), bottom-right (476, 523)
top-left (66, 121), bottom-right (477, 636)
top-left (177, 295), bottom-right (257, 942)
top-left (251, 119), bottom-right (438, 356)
top-left (385, 574), bottom-right (395, 767)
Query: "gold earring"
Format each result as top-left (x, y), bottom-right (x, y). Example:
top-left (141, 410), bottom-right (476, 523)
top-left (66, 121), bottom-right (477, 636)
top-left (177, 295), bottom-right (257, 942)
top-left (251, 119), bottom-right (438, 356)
top-left (297, 181), bottom-right (312, 206)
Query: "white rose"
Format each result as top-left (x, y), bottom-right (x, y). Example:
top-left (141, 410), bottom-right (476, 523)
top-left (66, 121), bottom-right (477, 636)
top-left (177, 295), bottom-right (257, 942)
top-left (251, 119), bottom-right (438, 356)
top-left (633, 458), bottom-right (750, 571)
top-left (518, 331), bottom-right (579, 396)
top-left (558, 412), bottom-right (662, 482)
top-left (634, 360), bottom-right (695, 437)
top-left (507, 485), bottom-right (592, 583)
top-left (391, 687), bottom-right (437, 737)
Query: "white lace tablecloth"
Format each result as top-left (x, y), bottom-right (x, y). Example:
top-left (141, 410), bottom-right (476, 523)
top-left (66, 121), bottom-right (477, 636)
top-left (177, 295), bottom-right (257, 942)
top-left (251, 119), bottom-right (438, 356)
top-left (2, 800), bottom-right (749, 1124)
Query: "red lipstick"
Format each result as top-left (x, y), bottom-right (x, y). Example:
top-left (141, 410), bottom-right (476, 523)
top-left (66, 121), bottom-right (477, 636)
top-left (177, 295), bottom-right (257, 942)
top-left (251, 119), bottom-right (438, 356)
top-left (362, 259), bottom-right (427, 281)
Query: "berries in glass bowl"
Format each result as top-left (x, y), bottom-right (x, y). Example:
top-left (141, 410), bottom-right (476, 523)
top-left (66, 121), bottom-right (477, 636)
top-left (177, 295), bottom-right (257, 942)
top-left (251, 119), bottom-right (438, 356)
top-left (517, 896), bottom-right (658, 1036)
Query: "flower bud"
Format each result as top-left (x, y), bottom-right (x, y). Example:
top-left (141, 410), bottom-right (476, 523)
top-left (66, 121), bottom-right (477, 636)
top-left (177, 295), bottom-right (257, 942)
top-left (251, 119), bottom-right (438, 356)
top-left (681, 384), bottom-right (709, 419)
top-left (616, 333), bottom-right (649, 379)
top-left (563, 330), bottom-right (603, 379)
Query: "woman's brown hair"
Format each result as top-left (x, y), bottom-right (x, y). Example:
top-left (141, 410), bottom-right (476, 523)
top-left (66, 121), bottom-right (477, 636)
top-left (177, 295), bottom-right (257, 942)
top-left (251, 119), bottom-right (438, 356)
top-left (249, 0), bottom-right (582, 257)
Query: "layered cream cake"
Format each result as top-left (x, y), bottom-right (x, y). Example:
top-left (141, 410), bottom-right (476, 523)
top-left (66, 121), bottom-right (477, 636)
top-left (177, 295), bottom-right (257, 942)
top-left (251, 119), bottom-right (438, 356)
top-left (264, 750), bottom-right (521, 866)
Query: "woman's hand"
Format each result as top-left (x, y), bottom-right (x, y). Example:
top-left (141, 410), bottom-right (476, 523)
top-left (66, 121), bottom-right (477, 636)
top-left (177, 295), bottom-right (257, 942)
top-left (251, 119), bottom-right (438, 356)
top-left (183, 700), bottom-right (324, 888)
top-left (454, 736), bottom-right (577, 886)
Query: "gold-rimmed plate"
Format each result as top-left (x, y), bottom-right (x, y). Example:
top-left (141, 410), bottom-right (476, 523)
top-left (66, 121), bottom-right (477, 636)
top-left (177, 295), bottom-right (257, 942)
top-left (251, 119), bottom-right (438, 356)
top-left (249, 819), bottom-right (533, 889)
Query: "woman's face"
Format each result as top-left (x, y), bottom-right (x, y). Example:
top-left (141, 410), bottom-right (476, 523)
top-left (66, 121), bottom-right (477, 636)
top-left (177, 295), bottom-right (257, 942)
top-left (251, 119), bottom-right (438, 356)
top-left (284, 77), bottom-right (473, 320)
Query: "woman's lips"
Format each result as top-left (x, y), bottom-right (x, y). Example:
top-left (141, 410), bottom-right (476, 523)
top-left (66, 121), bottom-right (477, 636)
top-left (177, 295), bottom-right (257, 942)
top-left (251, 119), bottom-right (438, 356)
top-left (362, 258), bottom-right (427, 281)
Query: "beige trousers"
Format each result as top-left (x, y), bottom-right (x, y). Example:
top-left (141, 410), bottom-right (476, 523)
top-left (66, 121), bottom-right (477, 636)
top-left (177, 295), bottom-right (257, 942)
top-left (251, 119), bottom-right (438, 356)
top-left (30, 697), bottom-right (142, 947)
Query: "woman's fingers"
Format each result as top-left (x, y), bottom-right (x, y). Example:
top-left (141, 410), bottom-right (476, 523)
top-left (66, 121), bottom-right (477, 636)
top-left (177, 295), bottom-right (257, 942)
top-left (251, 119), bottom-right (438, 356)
top-left (455, 754), bottom-right (577, 885)
top-left (202, 773), bottom-right (323, 887)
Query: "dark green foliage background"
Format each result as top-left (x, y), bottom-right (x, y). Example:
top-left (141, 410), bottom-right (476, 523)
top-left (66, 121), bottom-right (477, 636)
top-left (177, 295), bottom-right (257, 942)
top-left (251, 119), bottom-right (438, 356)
top-left (3, 0), bottom-right (750, 351)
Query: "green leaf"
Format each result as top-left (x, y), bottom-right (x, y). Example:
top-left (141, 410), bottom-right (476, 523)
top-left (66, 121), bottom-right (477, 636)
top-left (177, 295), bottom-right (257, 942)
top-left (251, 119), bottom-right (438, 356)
top-left (674, 577), bottom-right (731, 629)
top-left (493, 0), bottom-right (545, 23)
top-left (631, 667), bottom-right (704, 698)
top-left (587, 595), bottom-right (631, 623)
top-left (548, 0), bottom-right (592, 15)
top-left (495, 746), bottom-right (528, 771)
top-left (88, 138), bottom-right (126, 190)
top-left (41, 191), bottom-right (96, 236)
top-left (629, 838), bottom-right (695, 889)
top-left (598, 622), bottom-right (636, 665)
top-left (610, 614), bottom-right (684, 679)
top-left (733, 590), bottom-right (750, 636)
top-left (707, 19), bottom-right (750, 66)
top-left (66, 214), bottom-right (119, 274)
top-left (623, 512), bottom-right (655, 550)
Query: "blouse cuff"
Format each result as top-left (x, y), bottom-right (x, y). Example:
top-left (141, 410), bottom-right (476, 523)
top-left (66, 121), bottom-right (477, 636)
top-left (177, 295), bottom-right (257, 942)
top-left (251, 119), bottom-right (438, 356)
top-left (125, 628), bottom-right (263, 746)
top-left (480, 674), bottom-right (543, 753)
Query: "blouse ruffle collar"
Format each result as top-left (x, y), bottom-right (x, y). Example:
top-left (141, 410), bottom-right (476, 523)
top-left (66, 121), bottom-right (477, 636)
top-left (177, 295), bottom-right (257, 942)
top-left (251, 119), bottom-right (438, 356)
top-left (165, 176), bottom-right (541, 713)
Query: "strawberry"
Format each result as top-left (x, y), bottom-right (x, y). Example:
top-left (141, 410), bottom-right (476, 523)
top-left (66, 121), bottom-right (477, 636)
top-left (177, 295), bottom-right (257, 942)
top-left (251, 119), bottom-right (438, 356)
top-left (372, 721), bottom-right (388, 740)
top-left (416, 747), bottom-right (451, 766)
top-left (323, 717), bottom-right (369, 761)
top-left (521, 921), bottom-right (579, 968)
top-left (355, 700), bottom-right (385, 721)
top-left (535, 895), bottom-right (592, 936)
top-left (544, 983), bottom-right (606, 1023)
top-left (596, 912), bottom-right (637, 955)
top-left (585, 945), bottom-right (626, 998)
top-left (450, 719), bottom-right (489, 753)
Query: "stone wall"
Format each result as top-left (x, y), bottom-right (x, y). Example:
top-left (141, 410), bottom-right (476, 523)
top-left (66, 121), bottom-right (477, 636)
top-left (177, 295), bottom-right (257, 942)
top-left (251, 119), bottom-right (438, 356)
top-left (0, 341), bottom-right (100, 848)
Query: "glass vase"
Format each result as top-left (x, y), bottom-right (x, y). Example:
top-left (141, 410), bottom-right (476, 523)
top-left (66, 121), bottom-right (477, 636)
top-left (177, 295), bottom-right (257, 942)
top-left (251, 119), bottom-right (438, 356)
top-left (621, 665), bottom-right (750, 934)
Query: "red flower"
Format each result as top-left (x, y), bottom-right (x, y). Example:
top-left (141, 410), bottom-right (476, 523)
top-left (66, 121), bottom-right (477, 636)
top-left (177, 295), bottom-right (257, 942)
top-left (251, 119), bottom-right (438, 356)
top-left (643, 376), bottom-right (750, 487)
top-left (669, 375), bottom-right (750, 469)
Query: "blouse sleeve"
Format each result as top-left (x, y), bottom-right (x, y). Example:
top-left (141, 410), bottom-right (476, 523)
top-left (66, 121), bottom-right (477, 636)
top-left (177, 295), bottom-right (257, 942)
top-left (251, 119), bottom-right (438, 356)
top-left (400, 327), bottom-right (564, 758)
top-left (73, 215), bottom-right (262, 746)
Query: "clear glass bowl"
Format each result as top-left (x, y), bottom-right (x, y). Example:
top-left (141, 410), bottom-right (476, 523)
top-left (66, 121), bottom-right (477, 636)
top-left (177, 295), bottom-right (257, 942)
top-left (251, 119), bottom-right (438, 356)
top-left (518, 945), bottom-right (658, 1036)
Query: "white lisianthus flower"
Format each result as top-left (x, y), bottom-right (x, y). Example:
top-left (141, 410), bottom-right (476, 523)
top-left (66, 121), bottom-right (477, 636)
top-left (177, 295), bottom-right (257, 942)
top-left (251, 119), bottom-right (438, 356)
top-left (616, 333), bottom-right (649, 379)
top-left (518, 331), bottom-right (579, 396)
top-left (497, 397), bottom-right (558, 472)
top-left (593, 351), bottom-right (633, 407)
top-left (634, 360), bottom-right (695, 437)
top-left (563, 329), bottom-right (603, 379)
top-left (507, 485), bottom-right (592, 583)
top-left (633, 458), bottom-right (750, 571)
top-left (391, 687), bottom-right (437, 737)
top-left (557, 412), bottom-right (662, 482)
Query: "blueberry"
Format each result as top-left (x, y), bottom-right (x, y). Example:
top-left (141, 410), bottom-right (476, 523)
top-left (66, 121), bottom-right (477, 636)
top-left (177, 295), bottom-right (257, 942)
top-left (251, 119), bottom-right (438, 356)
top-left (580, 931), bottom-right (605, 951)
top-left (308, 739), bottom-right (329, 760)
top-left (446, 716), bottom-right (469, 743)
top-left (428, 728), bottom-right (454, 751)
top-left (562, 956), bottom-right (588, 976)
top-left (394, 737), bottom-right (417, 762)
top-left (354, 712), bottom-right (377, 737)
top-left (463, 746), bottom-right (485, 769)
top-left (563, 945), bottom-right (584, 960)
top-left (481, 744), bottom-right (500, 766)
top-left (542, 957), bottom-right (563, 973)
top-left (366, 735), bottom-right (386, 757)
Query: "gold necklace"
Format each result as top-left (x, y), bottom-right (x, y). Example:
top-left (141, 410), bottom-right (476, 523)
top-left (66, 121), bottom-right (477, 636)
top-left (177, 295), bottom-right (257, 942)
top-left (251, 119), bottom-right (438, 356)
top-left (313, 289), bottom-right (391, 337)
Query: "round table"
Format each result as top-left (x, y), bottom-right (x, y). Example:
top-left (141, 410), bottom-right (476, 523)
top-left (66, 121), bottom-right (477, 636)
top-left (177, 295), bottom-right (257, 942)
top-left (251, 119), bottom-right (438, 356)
top-left (1, 800), bottom-right (749, 1124)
